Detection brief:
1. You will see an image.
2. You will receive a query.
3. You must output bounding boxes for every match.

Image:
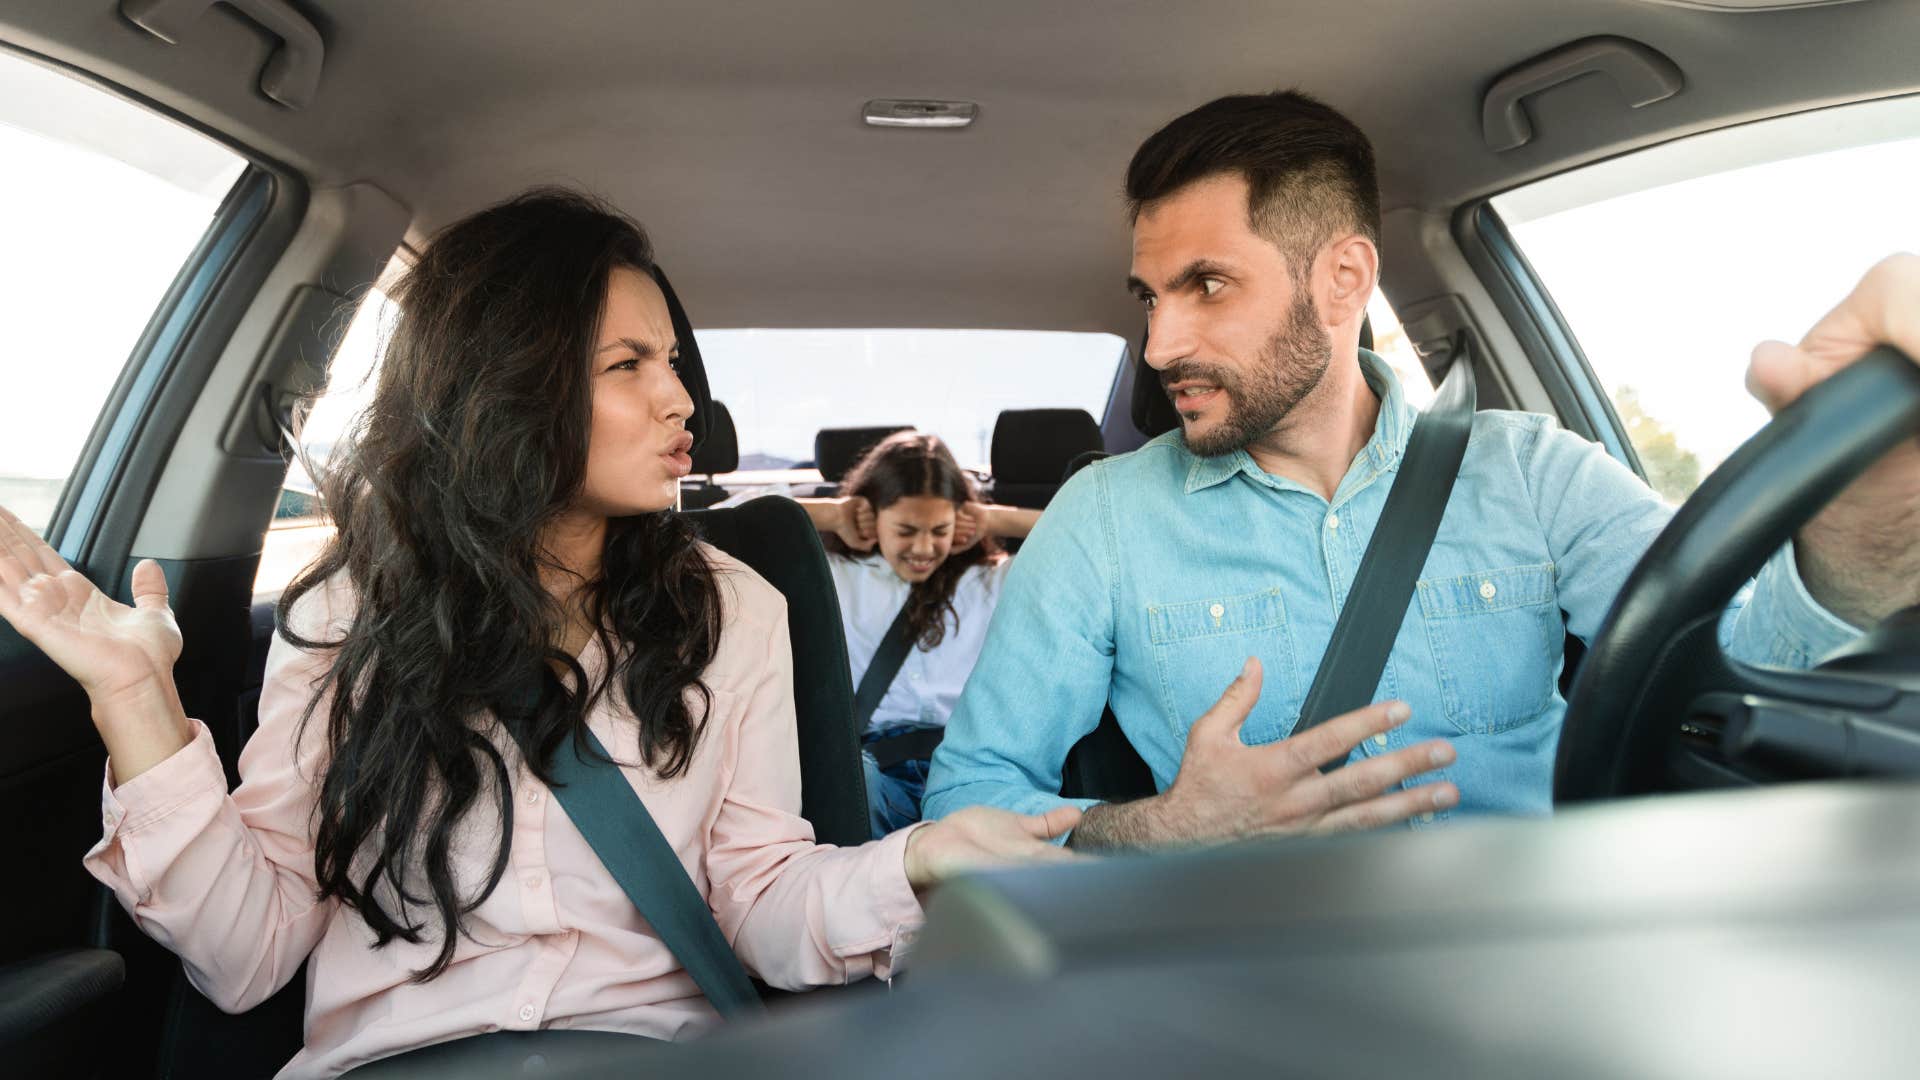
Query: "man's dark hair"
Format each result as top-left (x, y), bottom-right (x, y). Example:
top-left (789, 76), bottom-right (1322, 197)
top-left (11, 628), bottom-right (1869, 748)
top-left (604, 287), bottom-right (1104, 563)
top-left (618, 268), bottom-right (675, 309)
top-left (1125, 90), bottom-right (1380, 280)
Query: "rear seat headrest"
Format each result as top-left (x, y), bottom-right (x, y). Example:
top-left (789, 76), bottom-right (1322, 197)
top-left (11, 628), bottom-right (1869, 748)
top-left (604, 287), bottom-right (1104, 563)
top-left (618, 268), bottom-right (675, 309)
top-left (1130, 314), bottom-right (1373, 439)
top-left (990, 408), bottom-right (1103, 483)
top-left (690, 400), bottom-right (738, 475)
top-left (815, 426), bottom-right (913, 482)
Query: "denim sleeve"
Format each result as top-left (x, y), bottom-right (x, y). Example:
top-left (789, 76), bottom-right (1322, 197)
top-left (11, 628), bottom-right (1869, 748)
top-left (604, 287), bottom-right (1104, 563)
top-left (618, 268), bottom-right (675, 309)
top-left (922, 465), bottom-right (1114, 822)
top-left (1517, 418), bottom-right (1674, 646)
top-left (1723, 543), bottom-right (1861, 667)
top-left (1520, 418), bottom-right (1858, 667)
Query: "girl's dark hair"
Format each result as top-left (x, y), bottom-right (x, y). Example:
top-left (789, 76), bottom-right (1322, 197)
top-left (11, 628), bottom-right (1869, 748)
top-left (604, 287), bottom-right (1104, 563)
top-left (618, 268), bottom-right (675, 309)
top-left (277, 187), bottom-right (722, 981)
top-left (822, 432), bottom-right (1002, 650)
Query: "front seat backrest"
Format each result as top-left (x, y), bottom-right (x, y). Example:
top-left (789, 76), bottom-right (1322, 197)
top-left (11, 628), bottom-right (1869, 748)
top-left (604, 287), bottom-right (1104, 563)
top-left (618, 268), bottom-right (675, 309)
top-left (686, 497), bottom-right (869, 846)
top-left (989, 408), bottom-right (1103, 509)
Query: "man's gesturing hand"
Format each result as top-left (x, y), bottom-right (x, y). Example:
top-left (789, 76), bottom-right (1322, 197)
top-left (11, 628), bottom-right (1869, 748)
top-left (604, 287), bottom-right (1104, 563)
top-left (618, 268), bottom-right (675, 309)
top-left (1070, 658), bottom-right (1459, 851)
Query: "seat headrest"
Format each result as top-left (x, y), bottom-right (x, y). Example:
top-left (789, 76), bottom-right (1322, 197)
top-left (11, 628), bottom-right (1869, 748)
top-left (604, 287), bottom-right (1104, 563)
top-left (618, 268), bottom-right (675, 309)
top-left (1130, 314), bottom-right (1373, 439)
top-left (990, 409), bottom-right (1103, 484)
top-left (815, 426), bottom-right (913, 482)
top-left (649, 265), bottom-right (714, 453)
top-left (690, 400), bottom-right (738, 475)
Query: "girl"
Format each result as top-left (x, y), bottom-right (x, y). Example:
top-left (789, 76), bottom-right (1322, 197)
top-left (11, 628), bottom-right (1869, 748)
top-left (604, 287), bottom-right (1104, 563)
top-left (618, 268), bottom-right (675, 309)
top-left (802, 433), bottom-right (1040, 835)
top-left (0, 189), bottom-right (1074, 1078)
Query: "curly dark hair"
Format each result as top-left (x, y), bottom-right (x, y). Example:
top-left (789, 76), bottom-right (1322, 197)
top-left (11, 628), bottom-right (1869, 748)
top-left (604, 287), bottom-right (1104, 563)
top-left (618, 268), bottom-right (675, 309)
top-left (277, 188), bottom-right (722, 981)
top-left (821, 432), bottom-right (1003, 650)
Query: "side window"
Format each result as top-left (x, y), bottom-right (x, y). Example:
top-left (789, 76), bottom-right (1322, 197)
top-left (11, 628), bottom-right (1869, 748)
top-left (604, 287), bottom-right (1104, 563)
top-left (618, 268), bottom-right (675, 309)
top-left (1367, 290), bottom-right (1434, 411)
top-left (1492, 97), bottom-right (1920, 503)
top-left (252, 273), bottom-right (400, 599)
top-left (0, 51), bottom-right (245, 536)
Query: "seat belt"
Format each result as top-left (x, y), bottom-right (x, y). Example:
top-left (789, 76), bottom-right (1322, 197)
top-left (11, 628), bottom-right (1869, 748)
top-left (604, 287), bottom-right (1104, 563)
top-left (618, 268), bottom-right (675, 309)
top-left (1292, 339), bottom-right (1479, 771)
top-left (547, 723), bottom-right (764, 1017)
top-left (853, 602), bottom-right (947, 770)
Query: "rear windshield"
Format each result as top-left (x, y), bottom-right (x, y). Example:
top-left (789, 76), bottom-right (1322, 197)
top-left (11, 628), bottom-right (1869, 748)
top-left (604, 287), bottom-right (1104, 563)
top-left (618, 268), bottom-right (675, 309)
top-left (695, 329), bottom-right (1126, 472)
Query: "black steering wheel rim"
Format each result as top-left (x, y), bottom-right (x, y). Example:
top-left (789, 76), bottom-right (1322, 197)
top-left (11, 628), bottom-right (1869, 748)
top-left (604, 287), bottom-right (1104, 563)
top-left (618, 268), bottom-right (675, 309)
top-left (1554, 348), bottom-right (1920, 803)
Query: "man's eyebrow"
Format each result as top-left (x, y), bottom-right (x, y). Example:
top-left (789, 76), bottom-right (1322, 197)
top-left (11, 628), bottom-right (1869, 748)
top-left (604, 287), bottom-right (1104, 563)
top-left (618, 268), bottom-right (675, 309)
top-left (1127, 259), bottom-right (1234, 299)
top-left (595, 336), bottom-right (679, 356)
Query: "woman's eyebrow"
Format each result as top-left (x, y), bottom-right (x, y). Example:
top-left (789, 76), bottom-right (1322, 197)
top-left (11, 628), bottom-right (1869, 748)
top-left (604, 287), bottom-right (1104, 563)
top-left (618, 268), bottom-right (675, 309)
top-left (595, 335), bottom-right (676, 356)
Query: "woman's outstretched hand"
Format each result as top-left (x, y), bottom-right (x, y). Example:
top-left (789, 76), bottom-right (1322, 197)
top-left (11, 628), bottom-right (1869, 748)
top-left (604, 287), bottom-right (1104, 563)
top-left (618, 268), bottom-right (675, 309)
top-left (901, 804), bottom-right (1082, 890)
top-left (0, 504), bottom-right (190, 783)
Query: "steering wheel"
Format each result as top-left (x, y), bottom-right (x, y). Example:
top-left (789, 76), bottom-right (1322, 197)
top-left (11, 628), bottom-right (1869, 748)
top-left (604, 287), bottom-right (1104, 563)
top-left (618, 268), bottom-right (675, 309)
top-left (1554, 348), bottom-right (1920, 803)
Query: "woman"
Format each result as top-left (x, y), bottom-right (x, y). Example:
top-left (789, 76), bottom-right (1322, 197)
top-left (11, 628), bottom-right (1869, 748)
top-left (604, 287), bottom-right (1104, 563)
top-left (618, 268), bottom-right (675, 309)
top-left (0, 189), bottom-right (1074, 1078)
top-left (801, 433), bottom-right (1040, 835)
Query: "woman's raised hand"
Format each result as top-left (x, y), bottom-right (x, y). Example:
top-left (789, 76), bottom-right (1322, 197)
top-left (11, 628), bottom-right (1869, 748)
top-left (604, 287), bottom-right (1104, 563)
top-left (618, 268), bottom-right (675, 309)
top-left (0, 504), bottom-right (191, 782)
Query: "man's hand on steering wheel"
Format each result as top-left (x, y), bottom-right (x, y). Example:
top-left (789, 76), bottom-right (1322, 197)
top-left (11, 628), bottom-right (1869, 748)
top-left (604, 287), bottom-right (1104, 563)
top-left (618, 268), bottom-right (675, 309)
top-left (1748, 253), bottom-right (1920, 628)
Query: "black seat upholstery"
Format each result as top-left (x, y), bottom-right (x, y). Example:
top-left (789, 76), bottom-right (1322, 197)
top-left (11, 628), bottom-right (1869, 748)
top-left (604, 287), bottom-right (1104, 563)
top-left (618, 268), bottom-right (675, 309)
top-left (989, 408), bottom-right (1103, 509)
top-left (681, 400), bottom-right (738, 511)
top-left (686, 497), bottom-right (870, 846)
top-left (812, 426), bottom-right (912, 494)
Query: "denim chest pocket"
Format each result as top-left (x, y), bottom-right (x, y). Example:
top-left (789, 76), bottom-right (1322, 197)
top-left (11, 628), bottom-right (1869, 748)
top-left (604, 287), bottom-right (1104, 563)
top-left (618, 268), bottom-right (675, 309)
top-left (1417, 563), bottom-right (1559, 735)
top-left (1148, 588), bottom-right (1299, 746)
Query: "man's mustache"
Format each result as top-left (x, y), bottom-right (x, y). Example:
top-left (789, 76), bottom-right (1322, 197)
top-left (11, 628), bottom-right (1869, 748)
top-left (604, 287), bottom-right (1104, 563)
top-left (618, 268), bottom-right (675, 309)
top-left (1160, 362), bottom-right (1237, 394)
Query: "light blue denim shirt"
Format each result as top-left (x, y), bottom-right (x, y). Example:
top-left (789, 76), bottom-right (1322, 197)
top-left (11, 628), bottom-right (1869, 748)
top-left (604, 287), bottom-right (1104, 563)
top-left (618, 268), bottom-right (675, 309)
top-left (923, 350), bottom-right (1861, 826)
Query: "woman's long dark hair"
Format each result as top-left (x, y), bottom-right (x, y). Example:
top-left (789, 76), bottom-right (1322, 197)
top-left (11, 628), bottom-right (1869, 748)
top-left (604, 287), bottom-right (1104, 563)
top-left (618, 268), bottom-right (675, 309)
top-left (822, 432), bottom-right (1002, 650)
top-left (277, 188), bottom-right (722, 981)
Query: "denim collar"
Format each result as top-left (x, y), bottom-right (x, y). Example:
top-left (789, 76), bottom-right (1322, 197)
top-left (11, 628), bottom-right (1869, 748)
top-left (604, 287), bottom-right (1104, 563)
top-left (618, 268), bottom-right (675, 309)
top-left (1180, 349), bottom-right (1416, 504)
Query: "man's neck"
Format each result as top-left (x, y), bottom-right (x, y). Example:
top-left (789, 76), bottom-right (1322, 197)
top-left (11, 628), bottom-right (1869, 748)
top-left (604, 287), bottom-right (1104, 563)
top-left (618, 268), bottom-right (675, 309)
top-left (1244, 353), bottom-right (1380, 502)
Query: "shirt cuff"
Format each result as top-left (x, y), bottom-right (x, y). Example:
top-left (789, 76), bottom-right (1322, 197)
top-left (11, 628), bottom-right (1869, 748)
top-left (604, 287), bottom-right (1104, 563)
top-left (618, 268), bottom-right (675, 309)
top-left (1753, 542), bottom-right (1863, 667)
top-left (100, 720), bottom-right (227, 837)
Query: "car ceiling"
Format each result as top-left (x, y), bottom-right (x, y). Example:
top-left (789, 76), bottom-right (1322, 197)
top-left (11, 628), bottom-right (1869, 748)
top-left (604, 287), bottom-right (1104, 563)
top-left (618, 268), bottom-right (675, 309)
top-left (4, 0), bottom-right (1918, 339)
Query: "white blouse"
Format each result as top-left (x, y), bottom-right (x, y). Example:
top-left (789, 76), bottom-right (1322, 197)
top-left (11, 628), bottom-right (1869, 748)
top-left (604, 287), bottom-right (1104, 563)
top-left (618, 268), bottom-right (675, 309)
top-left (826, 553), bottom-right (1014, 735)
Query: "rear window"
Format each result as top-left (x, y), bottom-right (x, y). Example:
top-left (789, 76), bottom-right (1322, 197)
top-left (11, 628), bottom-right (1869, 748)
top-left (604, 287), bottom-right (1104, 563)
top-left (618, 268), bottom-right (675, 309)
top-left (695, 329), bottom-right (1126, 472)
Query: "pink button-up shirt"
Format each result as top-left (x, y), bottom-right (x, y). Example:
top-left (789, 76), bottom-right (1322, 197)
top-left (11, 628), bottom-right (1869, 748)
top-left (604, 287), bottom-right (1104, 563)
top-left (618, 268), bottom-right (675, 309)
top-left (84, 548), bottom-right (924, 1078)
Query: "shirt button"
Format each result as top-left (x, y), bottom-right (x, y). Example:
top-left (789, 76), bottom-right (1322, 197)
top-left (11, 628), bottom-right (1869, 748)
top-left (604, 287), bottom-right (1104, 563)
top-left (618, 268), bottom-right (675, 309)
top-left (1208, 603), bottom-right (1225, 619)
top-left (525, 789), bottom-right (542, 806)
top-left (1372, 733), bottom-right (1388, 748)
top-left (1420, 812), bottom-right (1436, 825)
top-left (1479, 580), bottom-right (1497, 601)
top-left (1327, 513), bottom-right (1340, 530)
top-left (910, 672), bottom-right (922, 683)
top-left (523, 873), bottom-right (543, 889)
top-left (519, 1004), bottom-right (536, 1022)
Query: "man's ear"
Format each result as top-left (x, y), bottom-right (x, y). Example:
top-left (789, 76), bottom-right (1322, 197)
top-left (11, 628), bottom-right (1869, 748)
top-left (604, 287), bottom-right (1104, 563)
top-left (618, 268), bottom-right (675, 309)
top-left (1318, 234), bottom-right (1379, 328)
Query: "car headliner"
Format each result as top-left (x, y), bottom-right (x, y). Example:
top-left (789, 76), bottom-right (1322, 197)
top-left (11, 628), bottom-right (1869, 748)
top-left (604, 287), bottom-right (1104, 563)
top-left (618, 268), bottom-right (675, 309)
top-left (3, 0), bottom-right (1917, 340)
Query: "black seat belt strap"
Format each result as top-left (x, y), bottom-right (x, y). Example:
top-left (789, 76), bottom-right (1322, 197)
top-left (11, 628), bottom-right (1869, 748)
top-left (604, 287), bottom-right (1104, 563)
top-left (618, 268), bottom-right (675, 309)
top-left (1293, 340), bottom-right (1479, 770)
top-left (852, 602), bottom-right (916, 732)
top-left (549, 726), bottom-right (764, 1017)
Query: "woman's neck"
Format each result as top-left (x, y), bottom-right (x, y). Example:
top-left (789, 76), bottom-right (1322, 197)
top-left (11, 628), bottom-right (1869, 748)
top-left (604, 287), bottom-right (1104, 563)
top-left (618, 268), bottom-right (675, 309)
top-left (540, 510), bottom-right (608, 656)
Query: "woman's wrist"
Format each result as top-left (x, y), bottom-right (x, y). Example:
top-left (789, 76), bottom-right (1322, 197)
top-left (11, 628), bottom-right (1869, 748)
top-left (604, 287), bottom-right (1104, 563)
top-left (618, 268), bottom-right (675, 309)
top-left (90, 674), bottom-right (193, 786)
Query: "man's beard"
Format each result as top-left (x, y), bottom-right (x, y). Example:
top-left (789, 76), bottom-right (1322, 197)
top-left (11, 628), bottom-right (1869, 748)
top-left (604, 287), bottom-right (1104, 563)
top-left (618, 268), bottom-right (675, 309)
top-left (1164, 293), bottom-right (1333, 458)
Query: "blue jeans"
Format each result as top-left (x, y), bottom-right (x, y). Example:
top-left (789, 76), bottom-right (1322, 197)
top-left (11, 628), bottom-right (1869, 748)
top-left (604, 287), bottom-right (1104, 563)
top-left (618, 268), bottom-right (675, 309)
top-left (861, 724), bottom-right (936, 838)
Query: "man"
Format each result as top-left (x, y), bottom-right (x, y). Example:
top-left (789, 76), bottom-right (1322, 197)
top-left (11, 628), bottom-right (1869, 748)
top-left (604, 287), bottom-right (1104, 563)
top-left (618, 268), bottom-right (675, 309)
top-left (921, 90), bottom-right (1920, 849)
